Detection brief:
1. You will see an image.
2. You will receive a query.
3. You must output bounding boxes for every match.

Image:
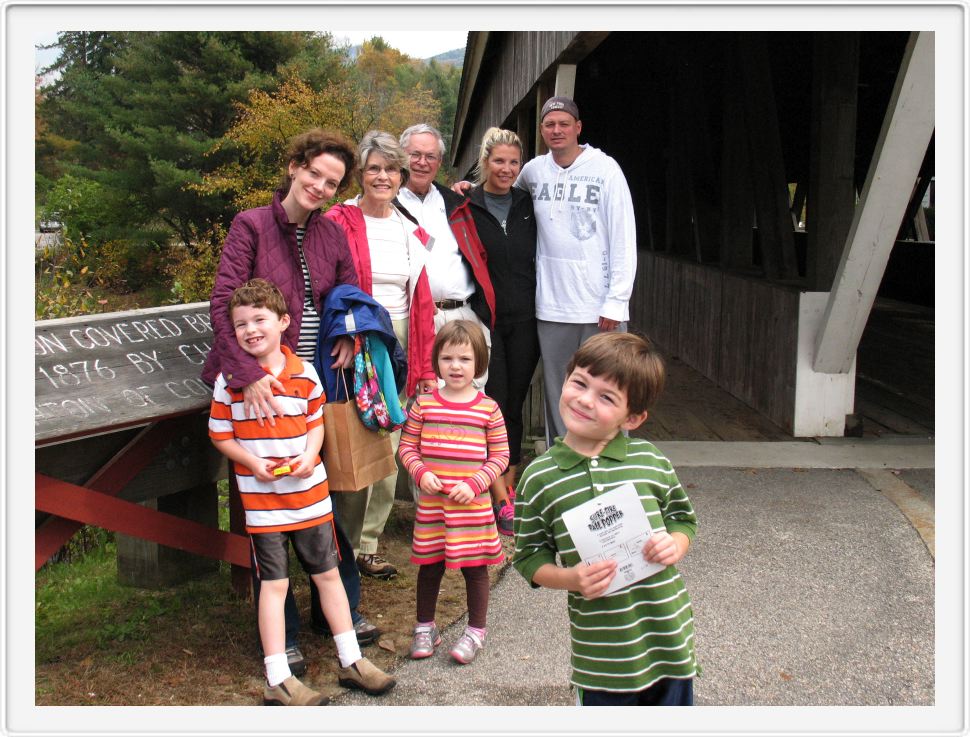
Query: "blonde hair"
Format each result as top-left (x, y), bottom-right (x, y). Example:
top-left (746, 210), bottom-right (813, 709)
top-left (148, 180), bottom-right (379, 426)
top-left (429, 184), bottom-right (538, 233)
top-left (473, 127), bottom-right (523, 185)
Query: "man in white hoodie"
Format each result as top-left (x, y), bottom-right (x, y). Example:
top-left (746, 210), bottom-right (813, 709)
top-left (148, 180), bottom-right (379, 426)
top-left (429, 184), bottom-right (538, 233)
top-left (518, 96), bottom-right (637, 446)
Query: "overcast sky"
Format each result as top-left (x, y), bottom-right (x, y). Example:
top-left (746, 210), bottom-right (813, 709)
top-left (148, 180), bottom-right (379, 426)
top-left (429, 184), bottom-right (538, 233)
top-left (35, 30), bottom-right (468, 72)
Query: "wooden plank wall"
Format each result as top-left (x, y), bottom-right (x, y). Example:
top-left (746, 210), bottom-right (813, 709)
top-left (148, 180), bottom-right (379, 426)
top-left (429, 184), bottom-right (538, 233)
top-left (454, 32), bottom-right (580, 175)
top-left (634, 251), bottom-right (800, 432)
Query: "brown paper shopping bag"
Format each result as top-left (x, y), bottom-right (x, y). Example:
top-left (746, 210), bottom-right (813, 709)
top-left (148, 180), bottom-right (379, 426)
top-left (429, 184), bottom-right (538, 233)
top-left (322, 372), bottom-right (396, 492)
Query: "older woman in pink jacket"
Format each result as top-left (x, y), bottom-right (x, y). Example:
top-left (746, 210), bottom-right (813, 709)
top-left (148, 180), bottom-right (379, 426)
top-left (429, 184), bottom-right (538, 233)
top-left (325, 129), bottom-right (436, 581)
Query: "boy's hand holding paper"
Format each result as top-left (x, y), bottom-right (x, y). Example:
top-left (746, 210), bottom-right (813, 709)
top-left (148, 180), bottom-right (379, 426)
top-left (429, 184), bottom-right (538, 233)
top-left (561, 483), bottom-right (668, 597)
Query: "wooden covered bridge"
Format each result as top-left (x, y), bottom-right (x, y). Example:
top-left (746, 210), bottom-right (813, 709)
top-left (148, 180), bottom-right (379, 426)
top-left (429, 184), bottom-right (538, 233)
top-left (450, 31), bottom-right (935, 440)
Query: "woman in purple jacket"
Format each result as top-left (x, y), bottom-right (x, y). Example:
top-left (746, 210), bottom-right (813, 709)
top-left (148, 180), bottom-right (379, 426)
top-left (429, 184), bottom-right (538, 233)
top-left (203, 128), bottom-right (359, 412)
top-left (202, 128), bottom-right (381, 677)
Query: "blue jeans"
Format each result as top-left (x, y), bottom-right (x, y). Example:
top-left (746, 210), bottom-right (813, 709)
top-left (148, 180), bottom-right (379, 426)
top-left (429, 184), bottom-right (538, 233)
top-left (579, 678), bottom-right (694, 706)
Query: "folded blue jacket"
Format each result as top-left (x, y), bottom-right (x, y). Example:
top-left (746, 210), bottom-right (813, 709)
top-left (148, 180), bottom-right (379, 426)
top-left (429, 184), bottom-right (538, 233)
top-left (314, 284), bottom-right (408, 400)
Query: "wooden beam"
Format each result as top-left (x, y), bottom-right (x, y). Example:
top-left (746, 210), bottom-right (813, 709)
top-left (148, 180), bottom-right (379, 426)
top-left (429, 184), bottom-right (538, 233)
top-left (737, 34), bottom-right (800, 281)
top-left (36, 474), bottom-right (251, 568)
top-left (720, 49), bottom-right (756, 269)
top-left (534, 78), bottom-right (554, 156)
top-left (807, 32), bottom-right (860, 291)
top-left (516, 106), bottom-right (531, 159)
top-left (678, 56), bottom-right (720, 263)
top-left (814, 32), bottom-right (934, 374)
top-left (35, 418), bottom-right (194, 568)
top-left (451, 32), bottom-right (489, 164)
top-left (554, 63), bottom-right (576, 97)
top-left (899, 135), bottom-right (935, 240)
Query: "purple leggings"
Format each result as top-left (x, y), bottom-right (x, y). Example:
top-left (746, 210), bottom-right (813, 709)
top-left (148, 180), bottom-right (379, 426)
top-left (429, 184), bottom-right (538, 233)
top-left (416, 561), bottom-right (489, 628)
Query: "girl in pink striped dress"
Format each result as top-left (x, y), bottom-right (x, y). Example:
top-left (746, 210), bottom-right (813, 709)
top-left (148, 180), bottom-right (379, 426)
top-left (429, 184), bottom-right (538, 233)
top-left (398, 320), bottom-right (510, 664)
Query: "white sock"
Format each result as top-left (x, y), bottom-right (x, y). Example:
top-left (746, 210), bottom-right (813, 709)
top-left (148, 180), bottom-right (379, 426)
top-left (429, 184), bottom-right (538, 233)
top-left (264, 652), bottom-right (291, 687)
top-left (333, 630), bottom-right (362, 668)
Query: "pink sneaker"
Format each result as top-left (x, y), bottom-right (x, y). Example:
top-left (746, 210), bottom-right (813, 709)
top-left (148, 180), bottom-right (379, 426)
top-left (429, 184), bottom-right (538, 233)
top-left (449, 628), bottom-right (484, 664)
top-left (409, 624), bottom-right (441, 659)
top-left (495, 499), bottom-right (514, 536)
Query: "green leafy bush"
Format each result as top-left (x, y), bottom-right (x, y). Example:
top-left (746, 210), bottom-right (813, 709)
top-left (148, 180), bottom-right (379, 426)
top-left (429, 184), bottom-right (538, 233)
top-left (166, 223), bottom-right (225, 304)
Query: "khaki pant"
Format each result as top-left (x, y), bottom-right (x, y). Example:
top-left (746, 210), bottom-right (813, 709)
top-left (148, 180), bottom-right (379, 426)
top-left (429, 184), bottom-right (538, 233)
top-left (332, 317), bottom-right (408, 557)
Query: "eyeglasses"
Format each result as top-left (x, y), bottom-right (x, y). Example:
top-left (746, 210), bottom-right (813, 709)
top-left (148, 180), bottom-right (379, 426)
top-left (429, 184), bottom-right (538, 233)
top-left (363, 164), bottom-right (401, 176)
top-left (408, 151), bottom-right (440, 164)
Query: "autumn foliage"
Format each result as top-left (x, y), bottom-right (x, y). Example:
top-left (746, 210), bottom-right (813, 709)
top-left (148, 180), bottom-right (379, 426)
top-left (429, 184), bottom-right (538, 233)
top-left (36, 32), bottom-right (459, 310)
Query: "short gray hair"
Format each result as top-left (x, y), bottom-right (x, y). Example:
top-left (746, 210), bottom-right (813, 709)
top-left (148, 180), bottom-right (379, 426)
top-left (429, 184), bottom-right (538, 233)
top-left (357, 130), bottom-right (410, 187)
top-left (399, 123), bottom-right (446, 159)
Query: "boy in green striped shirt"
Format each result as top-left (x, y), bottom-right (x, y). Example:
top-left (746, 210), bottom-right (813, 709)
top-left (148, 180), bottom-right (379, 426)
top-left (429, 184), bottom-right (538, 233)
top-left (512, 332), bottom-right (698, 706)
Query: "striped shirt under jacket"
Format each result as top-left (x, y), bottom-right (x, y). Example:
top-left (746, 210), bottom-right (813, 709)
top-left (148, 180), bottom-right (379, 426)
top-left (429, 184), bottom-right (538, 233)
top-left (398, 389), bottom-right (509, 496)
top-left (512, 434), bottom-right (698, 693)
top-left (208, 347), bottom-right (332, 534)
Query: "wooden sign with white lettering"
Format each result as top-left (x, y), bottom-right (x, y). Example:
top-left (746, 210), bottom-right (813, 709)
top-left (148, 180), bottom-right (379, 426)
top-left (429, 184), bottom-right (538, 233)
top-left (35, 303), bottom-right (214, 444)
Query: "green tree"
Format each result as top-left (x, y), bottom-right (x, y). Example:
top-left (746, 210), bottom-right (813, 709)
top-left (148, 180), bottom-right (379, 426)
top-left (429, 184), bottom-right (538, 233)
top-left (37, 31), bottom-right (339, 250)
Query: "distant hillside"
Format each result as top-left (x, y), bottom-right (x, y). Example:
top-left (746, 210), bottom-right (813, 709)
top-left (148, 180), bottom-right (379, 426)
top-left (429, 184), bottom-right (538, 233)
top-left (345, 44), bottom-right (464, 67)
top-left (428, 47), bottom-right (464, 66)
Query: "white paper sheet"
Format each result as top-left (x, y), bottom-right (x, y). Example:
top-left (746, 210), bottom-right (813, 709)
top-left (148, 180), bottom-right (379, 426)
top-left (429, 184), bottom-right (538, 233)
top-left (560, 482), bottom-right (666, 595)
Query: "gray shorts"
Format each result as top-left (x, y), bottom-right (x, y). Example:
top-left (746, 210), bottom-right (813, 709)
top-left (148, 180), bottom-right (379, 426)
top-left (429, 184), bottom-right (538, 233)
top-left (250, 521), bottom-right (340, 581)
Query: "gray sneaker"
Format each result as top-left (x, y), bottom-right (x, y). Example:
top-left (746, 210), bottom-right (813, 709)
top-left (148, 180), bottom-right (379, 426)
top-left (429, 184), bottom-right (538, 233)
top-left (449, 628), bottom-right (484, 665)
top-left (409, 623), bottom-right (442, 659)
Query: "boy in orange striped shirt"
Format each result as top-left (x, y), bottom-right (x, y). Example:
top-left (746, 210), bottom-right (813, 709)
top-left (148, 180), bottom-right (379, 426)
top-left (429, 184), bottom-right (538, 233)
top-left (208, 278), bottom-right (394, 705)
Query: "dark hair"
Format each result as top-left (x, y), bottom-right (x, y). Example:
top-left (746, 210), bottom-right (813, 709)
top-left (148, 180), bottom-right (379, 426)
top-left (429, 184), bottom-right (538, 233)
top-left (228, 278), bottom-right (288, 319)
top-left (565, 332), bottom-right (666, 414)
top-left (432, 320), bottom-right (489, 379)
top-left (280, 128), bottom-right (357, 194)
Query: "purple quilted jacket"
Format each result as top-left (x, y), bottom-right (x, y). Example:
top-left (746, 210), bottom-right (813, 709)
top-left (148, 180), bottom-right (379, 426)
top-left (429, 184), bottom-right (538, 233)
top-left (201, 190), bottom-right (359, 389)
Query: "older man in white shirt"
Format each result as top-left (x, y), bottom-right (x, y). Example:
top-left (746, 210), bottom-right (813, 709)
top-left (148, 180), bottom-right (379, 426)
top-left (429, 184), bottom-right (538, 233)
top-left (396, 123), bottom-right (496, 389)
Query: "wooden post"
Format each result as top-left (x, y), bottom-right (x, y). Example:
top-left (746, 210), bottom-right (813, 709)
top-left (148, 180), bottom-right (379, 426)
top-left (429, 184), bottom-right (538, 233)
top-left (516, 106), bottom-right (532, 160)
top-left (720, 47), bottom-right (756, 270)
top-left (554, 63), bottom-right (576, 97)
top-left (737, 33), bottom-right (800, 281)
top-left (116, 482), bottom-right (219, 588)
top-left (227, 468), bottom-right (251, 598)
top-left (534, 79), bottom-right (554, 156)
top-left (807, 32), bottom-right (859, 291)
top-left (677, 52), bottom-right (720, 263)
top-left (814, 32), bottom-right (935, 374)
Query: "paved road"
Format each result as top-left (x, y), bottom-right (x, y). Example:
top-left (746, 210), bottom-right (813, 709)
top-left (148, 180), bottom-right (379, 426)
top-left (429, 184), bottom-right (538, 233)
top-left (334, 443), bottom-right (935, 708)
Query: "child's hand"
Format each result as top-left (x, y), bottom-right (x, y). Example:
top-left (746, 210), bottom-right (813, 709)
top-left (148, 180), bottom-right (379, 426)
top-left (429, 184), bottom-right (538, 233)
top-left (286, 452), bottom-right (317, 480)
top-left (643, 531), bottom-right (689, 566)
top-left (249, 458), bottom-right (280, 483)
top-left (572, 559), bottom-right (617, 599)
top-left (419, 472), bottom-right (444, 494)
top-left (447, 482), bottom-right (475, 504)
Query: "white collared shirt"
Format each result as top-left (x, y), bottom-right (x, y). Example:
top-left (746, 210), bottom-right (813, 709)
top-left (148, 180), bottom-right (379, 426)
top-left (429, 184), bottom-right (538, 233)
top-left (398, 186), bottom-right (474, 302)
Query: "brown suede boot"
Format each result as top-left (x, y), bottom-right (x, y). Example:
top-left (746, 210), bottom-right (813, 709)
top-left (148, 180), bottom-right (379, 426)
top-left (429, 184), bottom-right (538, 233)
top-left (337, 657), bottom-right (396, 695)
top-left (263, 675), bottom-right (329, 706)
